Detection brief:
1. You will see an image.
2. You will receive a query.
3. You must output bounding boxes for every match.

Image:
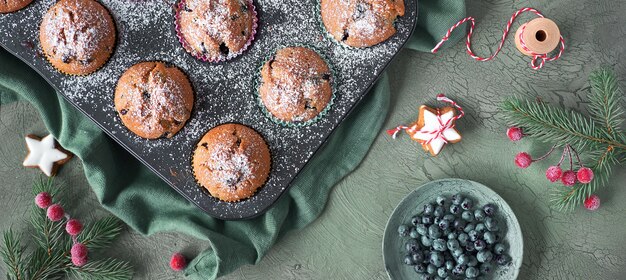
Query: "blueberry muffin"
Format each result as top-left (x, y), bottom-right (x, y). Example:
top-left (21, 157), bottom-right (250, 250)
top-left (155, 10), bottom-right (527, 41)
top-left (114, 62), bottom-right (194, 139)
top-left (176, 0), bottom-right (257, 62)
top-left (259, 46), bottom-right (332, 123)
top-left (0, 0), bottom-right (32, 13)
top-left (39, 0), bottom-right (116, 75)
top-left (321, 0), bottom-right (405, 48)
top-left (192, 124), bottom-right (271, 202)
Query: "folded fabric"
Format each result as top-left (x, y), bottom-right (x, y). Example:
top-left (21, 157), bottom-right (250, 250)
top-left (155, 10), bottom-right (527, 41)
top-left (0, 0), bottom-right (465, 278)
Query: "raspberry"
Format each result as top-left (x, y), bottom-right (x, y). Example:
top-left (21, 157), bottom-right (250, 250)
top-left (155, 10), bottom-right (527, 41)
top-left (576, 167), bottom-right (594, 184)
top-left (169, 253), bottom-right (187, 271)
top-left (71, 243), bottom-right (88, 259)
top-left (560, 170), bottom-right (577, 186)
top-left (46, 204), bottom-right (64, 221)
top-left (506, 127), bottom-right (524, 141)
top-left (71, 255), bottom-right (88, 267)
top-left (35, 192), bottom-right (52, 209)
top-left (514, 152), bottom-right (533, 168)
top-left (66, 219), bottom-right (83, 236)
top-left (584, 195), bottom-right (600, 211)
top-left (545, 166), bottom-right (562, 182)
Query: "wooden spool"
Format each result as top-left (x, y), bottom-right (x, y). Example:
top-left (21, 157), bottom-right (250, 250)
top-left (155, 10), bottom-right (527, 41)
top-left (514, 18), bottom-right (561, 56)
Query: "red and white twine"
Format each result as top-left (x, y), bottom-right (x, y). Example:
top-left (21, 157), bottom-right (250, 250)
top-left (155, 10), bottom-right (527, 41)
top-left (387, 94), bottom-right (464, 141)
top-left (431, 7), bottom-right (565, 70)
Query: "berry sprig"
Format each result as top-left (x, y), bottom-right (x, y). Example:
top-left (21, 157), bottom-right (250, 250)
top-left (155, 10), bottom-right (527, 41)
top-left (508, 127), bottom-right (600, 210)
top-left (35, 191), bottom-right (88, 266)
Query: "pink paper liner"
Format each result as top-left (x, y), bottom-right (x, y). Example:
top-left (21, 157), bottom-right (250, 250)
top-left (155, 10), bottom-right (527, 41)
top-left (174, 0), bottom-right (258, 63)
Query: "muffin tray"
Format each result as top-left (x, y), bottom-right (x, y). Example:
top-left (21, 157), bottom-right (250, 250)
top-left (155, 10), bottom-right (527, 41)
top-left (0, 0), bottom-right (417, 219)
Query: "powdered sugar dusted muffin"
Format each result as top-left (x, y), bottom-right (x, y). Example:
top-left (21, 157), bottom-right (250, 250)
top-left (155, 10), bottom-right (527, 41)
top-left (39, 0), bottom-right (116, 75)
top-left (0, 0), bottom-right (32, 13)
top-left (321, 0), bottom-right (405, 48)
top-left (114, 62), bottom-right (194, 139)
top-left (192, 124), bottom-right (271, 202)
top-left (175, 0), bottom-right (257, 62)
top-left (259, 46), bottom-right (332, 123)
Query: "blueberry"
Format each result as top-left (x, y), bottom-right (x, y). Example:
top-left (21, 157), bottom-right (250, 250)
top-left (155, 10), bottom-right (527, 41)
top-left (477, 250), bottom-right (493, 263)
top-left (398, 225), bottom-right (410, 237)
top-left (427, 263), bottom-right (437, 275)
top-left (449, 205), bottom-right (461, 215)
top-left (422, 215), bottom-right (433, 225)
top-left (465, 242), bottom-right (475, 252)
top-left (411, 215), bottom-right (421, 226)
top-left (437, 267), bottom-right (448, 278)
top-left (421, 236), bottom-right (433, 247)
top-left (406, 239), bottom-right (420, 252)
top-left (451, 193), bottom-right (463, 205)
top-left (474, 240), bottom-right (486, 251)
top-left (461, 198), bottom-right (473, 210)
top-left (445, 260), bottom-right (455, 270)
top-left (474, 209), bottom-right (486, 221)
top-left (457, 254), bottom-right (468, 265)
top-left (452, 264), bottom-right (467, 276)
top-left (480, 263), bottom-right (493, 274)
top-left (453, 219), bottom-right (466, 231)
top-left (423, 251), bottom-right (432, 263)
top-left (461, 211), bottom-right (474, 222)
top-left (483, 204), bottom-right (496, 216)
top-left (414, 263), bottom-right (427, 273)
top-left (495, 254), bottom-right (510, 265)
top-left (410, 227), bottom-right (420, 238)
top-left (465, 266), bottom-right (479, 278)
top-left (404, 254), bottom-right (414, 265)
top-left (483, 231), bottom-right (496, 244)
top-left (442, 228), bottom-right (452, 237)
top-left (443, 214), bottom-right (456, 222)
top-left (433, 238), bottom-right (447, 252)
top-left (467, 255), bottom-right (478, 267)
top-left (485, 217), bottom-right (499, 232)
top-left (446, 239), bottom-right (459, 252)
top-left (451, 248), bottom-right (463, 258)
top-left (430, 251), bottom-right (445, 267)
top-left (468, 230), bottom-right (480, 242)
top-left (434, 206), bottom-right (445, 217)
top-left (433, 217), bottom-right (442, 225)
top-left (447, 232), bottom-right (457, 240)
top-left (494, 243), bottom-right (507, 255)
top-left (412, 251), bottom-right (424, 263)
top-left (436, 196), bottom-right (446, 206)
top-left (458, 233), bottom-right (469, 245)
top-left (423, 203), bottom-right (435, 215)
top-left (428, 224), bottom-right (442, 238)
top-left (464, 224), bottom-right (475, 233)
top-left (438, 219), bottom-right (450, 230)
top-left (416, 224), bottom-right (428, 236)
top-left (474, 223), bottom-right (487, 234)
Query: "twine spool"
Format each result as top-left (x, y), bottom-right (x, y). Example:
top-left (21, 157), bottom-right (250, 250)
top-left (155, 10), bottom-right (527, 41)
top-left (514, 18), bottom-right (561, 56)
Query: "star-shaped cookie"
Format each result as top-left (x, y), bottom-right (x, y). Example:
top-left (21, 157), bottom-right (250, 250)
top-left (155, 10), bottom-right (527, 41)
top-left (406, 105), bottom-right (462, 156)
top-left (23, 134), bottom-right (72, 176)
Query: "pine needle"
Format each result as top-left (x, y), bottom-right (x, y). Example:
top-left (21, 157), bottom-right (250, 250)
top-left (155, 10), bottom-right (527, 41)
top-left (68, 258), bottom-right (134, 280)
top-left (77, 216), bottom-right (123, 251)
top-left (1, 230), bottom-right (26, 280)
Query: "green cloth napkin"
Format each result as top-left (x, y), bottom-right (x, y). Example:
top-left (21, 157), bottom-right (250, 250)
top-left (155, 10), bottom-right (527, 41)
top-left (0, 0), bottom-right (464, 278)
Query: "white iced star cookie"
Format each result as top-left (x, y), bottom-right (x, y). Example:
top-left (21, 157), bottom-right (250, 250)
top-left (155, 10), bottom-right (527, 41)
top-left (23, 134), bottom-right (72, 176)
top-left (406, 106), bottom-right (462, 156)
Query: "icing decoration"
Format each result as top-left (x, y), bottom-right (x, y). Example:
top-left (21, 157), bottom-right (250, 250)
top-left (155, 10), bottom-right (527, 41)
top-left (387, 94), bottom-right (464, 156)
top-left (23, 134), bottom-right (72, 176)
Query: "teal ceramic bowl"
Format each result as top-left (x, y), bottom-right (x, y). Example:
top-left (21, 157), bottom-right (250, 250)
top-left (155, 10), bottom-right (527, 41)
top-left (382, 178), bottom-right (523, 279)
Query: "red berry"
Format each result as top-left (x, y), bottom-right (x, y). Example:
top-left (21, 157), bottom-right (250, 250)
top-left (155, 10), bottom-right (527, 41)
top-left (71, 255), bottom-right (88, 267)
top-left (545, 166), bottom-right (562, 182)
top-left (514, 152), bottom-right (533, 168)
top-left (576, 167), bottom-right (594, 184)
top-left (561, 170), bottom-right (577, 186)
top-left (71, 243), bottom-right (88, 259)
top-left (35, 192), bottom-right (52, 209)
top-left (66, 219), bottom-right (83, 236)
top-left (507, 127), bottom-right (524, 141)
top-left (584, 195), bottom-right (600, 211)
top-left (46, 204), bottom-right (64, 221)
top-left (169, 253), bottom-right (187, 271)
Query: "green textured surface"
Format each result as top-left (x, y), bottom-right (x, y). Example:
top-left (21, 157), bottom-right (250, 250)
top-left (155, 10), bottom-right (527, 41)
top-left (1, 0), bottom-right (626, 279)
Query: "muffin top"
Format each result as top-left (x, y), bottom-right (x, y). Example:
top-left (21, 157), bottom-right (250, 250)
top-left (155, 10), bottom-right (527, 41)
top-left (321, 0), bottom-right (405, 48)
top-left (192, 124), bottom-right (271, 202)
top-left (177, 0), bottom-right (256, 62)
top-left (39, 0), bottom-right (116, 75)
top-left (259, 47), bottom-right (332, 123)
top-left (114, 62), bottom-right (194, 139)
top-left (0, 0), bottom-right (33, 13)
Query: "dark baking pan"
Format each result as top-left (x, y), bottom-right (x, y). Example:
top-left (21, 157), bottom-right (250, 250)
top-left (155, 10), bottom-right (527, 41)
top-left (0, 0), bottom-right (418, 219)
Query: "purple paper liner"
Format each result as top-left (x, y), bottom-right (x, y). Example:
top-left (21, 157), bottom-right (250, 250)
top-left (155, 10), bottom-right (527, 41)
top-left (174, 0), bottom-right (258, 63)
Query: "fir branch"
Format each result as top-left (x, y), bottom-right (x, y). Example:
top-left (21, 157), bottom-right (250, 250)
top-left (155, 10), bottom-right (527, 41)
top-left (68, 258), bottom-right (133, 280)
top-left (502, 98), bottom-right (626, 151)
top-left (30, 205), bottom-right (69, 256)
top-left (1, 230), bottom-right (26, 280)
top-left (32, 176), bottom-right (59, 197)
top-left (77, 216), bottom-right (123, 251)
top-left (26, 247), bottom-right (68, 280)
top-left (588, 67), bottom-right (624, 139)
